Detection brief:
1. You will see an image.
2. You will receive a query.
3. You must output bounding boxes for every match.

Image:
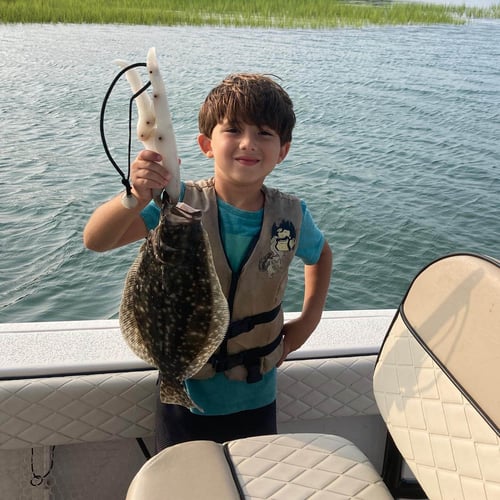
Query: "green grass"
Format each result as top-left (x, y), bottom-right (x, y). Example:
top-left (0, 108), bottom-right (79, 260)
top-left (1, 0), bottom-right (500, 27)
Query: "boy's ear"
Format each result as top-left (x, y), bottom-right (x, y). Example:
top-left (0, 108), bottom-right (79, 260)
top-left (198, 134), bottom-right (214, 158)
top-left (277, 142), bottom-right (291, 164)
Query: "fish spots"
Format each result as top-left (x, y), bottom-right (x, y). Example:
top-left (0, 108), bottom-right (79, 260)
top-left (119, 201), bottom-right (229, 409)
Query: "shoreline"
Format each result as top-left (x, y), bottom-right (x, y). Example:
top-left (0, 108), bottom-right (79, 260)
top-left (1, 0), bottom-right (500, 28)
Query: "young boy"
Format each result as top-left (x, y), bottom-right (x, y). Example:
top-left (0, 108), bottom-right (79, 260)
top-left (83, 73), bottom-right (332, 452)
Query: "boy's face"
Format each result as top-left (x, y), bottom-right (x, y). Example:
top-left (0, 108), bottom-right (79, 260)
top-left (198, 119), bottom-right (290, 187)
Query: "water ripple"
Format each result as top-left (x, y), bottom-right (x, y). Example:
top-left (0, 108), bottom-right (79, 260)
top-left (1, 22), bottom-right (499, 321)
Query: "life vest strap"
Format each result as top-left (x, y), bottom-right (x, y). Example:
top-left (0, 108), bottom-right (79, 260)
top-left (226, 303), bottom-right (282, 339)
top-left (209, 332), bottom-right (283, 383)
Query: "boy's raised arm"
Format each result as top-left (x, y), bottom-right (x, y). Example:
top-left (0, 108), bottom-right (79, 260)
top-left (83, 150), bottom-right (169, 252)
top-left (83, 195), bottom-right (149, 252)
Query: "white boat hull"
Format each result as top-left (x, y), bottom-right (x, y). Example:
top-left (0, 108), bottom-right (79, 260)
top-left (0, 310), bottom-right (395, 499)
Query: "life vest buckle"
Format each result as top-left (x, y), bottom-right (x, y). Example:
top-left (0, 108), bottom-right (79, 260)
top-left (245, 362), bottom-right (263, 383)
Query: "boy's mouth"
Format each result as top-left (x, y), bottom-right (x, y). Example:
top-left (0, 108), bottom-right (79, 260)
top-left (235, 156), bottom-right (260, 166)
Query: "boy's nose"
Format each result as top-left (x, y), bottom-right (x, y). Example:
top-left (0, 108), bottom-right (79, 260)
top-left (239, 133), bottom-right (256, 150)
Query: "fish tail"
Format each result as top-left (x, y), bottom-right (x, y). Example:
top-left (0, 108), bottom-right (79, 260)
top-left (159, 376), bottom-right (203, 412)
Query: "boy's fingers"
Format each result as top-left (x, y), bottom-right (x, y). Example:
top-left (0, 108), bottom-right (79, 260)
top-left (138, 149), bottom-right (162, 162)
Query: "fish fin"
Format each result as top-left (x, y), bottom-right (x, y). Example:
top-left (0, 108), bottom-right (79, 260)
top-left (159, 375), bottom-right (203, 412)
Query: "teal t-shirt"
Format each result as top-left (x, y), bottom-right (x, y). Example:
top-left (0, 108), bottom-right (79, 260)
top-left (141, 182), bottom-right (325, 415)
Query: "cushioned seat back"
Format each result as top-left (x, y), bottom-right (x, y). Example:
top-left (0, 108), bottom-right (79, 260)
top-left (373, 253), bottom-right (500, 500)
top-left (126, 440), bottom-right (241, 499)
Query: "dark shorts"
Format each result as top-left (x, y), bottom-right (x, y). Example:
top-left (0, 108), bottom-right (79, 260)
top-left (155, 386), bottom-right (277, 453)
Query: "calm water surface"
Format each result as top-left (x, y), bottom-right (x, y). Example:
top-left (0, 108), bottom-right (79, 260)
top-left (0, 22), bottom-right (499, 322)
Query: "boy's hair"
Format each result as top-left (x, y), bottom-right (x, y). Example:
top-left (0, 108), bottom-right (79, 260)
top-left (198, 73), bottom-right (295, 145)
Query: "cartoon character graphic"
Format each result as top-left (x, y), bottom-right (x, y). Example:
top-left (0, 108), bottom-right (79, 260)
top-left (259, 220), bottom-right (296, 277)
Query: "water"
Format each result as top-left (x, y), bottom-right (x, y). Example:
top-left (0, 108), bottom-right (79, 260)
top-left (0, 22), bottom-right (499, 323)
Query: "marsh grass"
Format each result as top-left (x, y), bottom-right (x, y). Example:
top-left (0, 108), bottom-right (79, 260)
top-left (1, 0), bottom-right (499, 27)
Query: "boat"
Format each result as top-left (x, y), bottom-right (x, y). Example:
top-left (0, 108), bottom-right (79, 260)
top-left (0, 253), bottom-right (498, 499)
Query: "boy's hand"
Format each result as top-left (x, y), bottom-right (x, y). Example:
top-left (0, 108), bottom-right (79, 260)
top-left (130, 150), bottom-right (171, 203)
top-left (276, 335), bottom-right (292, 367)
top-left (276, 320), bottom-right (302, 367)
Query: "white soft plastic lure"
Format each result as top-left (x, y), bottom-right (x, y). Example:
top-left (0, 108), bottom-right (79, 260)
top-left (115, 47), bottom-right (180, 208)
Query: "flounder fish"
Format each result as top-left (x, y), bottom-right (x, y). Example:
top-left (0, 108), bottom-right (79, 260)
top-left (119, 200), bottom-right (229, 409)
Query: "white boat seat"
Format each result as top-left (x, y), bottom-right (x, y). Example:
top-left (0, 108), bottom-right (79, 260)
top-left (126, 433), bottom-right (392, 499)
top-left (126, 440), bottom-right (241, 499)
top-left (374, 253), bottom-right (500, 499)
top-left (127, 253), bottom-right (500, 500)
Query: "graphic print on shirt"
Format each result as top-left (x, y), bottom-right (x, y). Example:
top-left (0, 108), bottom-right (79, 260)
top-left (259, 220), bottom-right (297, 277)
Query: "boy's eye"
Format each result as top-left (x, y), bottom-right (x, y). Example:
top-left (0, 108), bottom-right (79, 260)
top-left (259, 129), bottom-right (274, 136)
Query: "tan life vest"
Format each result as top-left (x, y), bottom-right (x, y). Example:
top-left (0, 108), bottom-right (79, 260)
top-left (183, 179), bottom-right (303, 382)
